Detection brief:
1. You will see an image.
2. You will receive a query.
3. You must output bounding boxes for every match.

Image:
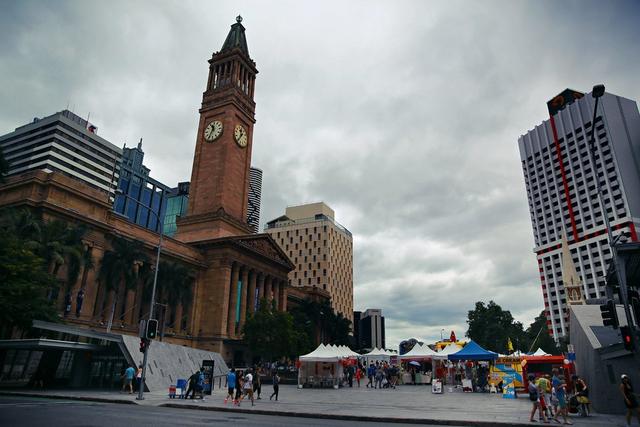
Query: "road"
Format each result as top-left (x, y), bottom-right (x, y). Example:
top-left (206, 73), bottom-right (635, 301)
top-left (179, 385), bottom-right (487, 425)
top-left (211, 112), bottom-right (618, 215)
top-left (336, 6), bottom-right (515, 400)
top-left (0, 396), bottom-right (463, 426)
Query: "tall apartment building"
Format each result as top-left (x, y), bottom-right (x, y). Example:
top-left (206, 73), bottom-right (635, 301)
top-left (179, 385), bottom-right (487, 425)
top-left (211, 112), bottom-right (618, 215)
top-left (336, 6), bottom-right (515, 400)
top-left (0, 110), bottom-right (120, 196)
top-left (246, 167), bottom-right (263, 233)
top-left (113, 139), bottom-right (171, 233)
top-left (265, 202), bottom-right (354, 320)
top-left (518, 88), bottom-right (640, 341)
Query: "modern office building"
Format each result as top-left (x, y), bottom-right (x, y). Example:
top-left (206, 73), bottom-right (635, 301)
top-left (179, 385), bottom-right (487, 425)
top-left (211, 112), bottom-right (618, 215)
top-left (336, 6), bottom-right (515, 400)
top-left (0, 110), bottom-right (121, 197)
top-left (113, 139), bottom-right (171, 233)
top-left (518, 88), bottom-right (640, 341)
top-left (246, 167), bottom-right (262, 233)
top-left (265, 202), bottom-right (354, 320)
top-left (353, 308), bottom-right (386, 350)
top-left (163, 181), bottom-right (190, 237)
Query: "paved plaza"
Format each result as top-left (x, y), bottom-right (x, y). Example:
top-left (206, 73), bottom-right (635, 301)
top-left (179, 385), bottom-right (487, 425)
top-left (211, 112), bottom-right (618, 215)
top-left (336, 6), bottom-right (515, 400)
top-left (1, 384), bottom-right (626, 426)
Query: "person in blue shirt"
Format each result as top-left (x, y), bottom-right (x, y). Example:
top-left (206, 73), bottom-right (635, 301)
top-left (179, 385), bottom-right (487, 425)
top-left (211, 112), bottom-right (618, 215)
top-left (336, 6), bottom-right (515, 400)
top-left (225, 368), bottom-right (237, 404)
top-left (121, 365), bottom-right (135, 394)
top-left (366, 363), bottom-right (375, 388)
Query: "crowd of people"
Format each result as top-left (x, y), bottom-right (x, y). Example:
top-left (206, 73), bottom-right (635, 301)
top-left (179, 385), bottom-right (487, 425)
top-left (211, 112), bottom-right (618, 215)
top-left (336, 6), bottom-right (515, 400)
top-left (527, 369), bottom-right (593, 424)
top-left (342, 361), bottom-right (400, 389)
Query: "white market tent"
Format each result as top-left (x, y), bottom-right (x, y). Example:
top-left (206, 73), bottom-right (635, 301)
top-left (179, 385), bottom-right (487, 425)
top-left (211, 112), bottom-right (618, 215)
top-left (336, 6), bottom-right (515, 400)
top-left (433, 342), bottom-right (463, 360)
top-left (363, 347), bottom-right (393, 365)
top-left (298, 344), bottom-right (358, 388)
top-left (399, 344), bottom-right (439, 360)
top-left (532, 348), bottom-right (551, 356)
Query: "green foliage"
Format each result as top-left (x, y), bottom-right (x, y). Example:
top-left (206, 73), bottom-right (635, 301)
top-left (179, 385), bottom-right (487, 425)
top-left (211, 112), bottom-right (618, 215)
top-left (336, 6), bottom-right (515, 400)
top-left (99, 236), bottom-right (147, 292)
top-left (243, 299), bottom-right (304, 361)
top-left (289, 299), bottom-right (352, 352)
top-left (157, 261), bottom-right (193, 307)
top-left (0, 225), bottom-right (58, 338)
top-left (525, 311), bottom-right (561, 354)
top-left (466, 300), bottom-right (527, 353)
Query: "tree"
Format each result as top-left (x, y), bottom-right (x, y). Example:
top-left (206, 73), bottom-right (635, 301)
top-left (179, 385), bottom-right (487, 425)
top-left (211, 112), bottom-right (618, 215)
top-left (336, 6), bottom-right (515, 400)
top-left (97, 236), bottom-right (147, 323)
top-left (466, 300), bottom-right (526, 353)
top-left (0, 230), bottom-right (58, 338)
top-left (525, 311), bottom-right (560, 354)
top-left (243, 298), bottom-right (303, 361)
top-left (156, 261), bottom-right (193, 332)
top-left (289, 299), bottom-right (352, 350)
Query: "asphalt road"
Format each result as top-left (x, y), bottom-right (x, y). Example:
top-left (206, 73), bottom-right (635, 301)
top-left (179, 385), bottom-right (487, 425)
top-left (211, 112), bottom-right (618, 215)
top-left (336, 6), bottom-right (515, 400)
top-left (0, 396), bottom-right (463, 426)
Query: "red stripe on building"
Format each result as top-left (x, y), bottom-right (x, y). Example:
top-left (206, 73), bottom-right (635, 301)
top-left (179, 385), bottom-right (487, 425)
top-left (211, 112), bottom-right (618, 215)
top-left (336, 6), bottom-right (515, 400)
top-left (549, 115), bottom-right (579, 242)
top-left (629, 223), bottom-right (638, 242)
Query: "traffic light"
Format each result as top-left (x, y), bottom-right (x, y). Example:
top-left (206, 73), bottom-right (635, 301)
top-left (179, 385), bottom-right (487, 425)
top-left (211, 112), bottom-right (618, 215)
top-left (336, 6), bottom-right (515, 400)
top-left (599, 299), bottom-right (619, 329)
top-left (629, 290), bottom-right (640, 329)
top-left (146, 319), bottom-right (158, 339)
top-left (620, 326), bottom-right (633, 352)
top-left (139, 338), bottom-right (148, 353)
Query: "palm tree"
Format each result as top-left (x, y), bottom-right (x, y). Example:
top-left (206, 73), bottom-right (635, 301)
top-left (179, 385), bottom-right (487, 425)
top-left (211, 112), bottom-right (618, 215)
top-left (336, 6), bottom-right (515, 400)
top-left (156, 261), bottom-right (194, 335)
top-left (97, 236), bottom-right (147, 327)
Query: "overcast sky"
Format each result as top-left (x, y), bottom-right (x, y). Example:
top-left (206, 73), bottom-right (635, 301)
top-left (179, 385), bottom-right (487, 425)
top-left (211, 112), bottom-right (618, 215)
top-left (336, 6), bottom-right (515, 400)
top-left (2, 0), bottom-right (639, 350)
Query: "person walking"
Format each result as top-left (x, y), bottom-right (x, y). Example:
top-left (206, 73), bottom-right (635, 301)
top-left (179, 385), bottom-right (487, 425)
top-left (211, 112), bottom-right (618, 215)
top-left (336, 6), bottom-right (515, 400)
top-left (375, 364), bottom-right (384, 389)
top-left (239, 369), bottom-right (255, 406)
top-left (135, 365), bottom-right (143, 392)
top-left (253, 366), bottom-right (262, 399)
top-left (234, 371), bottom-right (244, 404)
top-left (621, 374), bottom-right (640, 427)
top-left (528, 375), bottom-right (549, 423)
top-left (355, 364), bottom-right (362, 387)
top-left (121, 365), bottom-right (135, 394)
top-left (225, 368), bottom-right (236, 404)
top-left (270, 372), bottom-right (280, 401)
top-left (552, 375), bottom-right (572, 425)
top-left (366, 363), bottom-right (375, 388)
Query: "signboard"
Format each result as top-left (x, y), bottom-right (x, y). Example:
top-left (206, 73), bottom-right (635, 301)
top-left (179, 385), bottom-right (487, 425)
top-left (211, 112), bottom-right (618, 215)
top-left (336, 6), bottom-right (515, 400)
top-left (202, 360), bottom-right (215, 395)
top-left (177, 181), bottom-right (190, 196)
top-left (547, 89), bottom-right (584, 116)
top-left (502, 374), bottom-right (516, 399)
top-left (432, 379), bottom-right (442, 394)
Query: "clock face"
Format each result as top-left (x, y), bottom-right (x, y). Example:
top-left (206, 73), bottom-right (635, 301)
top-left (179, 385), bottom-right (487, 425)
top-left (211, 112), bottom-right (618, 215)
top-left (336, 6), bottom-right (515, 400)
top-left (234, 124), bottom-right (248, 148)
top-left (204, 120), bottom-right (223, 142)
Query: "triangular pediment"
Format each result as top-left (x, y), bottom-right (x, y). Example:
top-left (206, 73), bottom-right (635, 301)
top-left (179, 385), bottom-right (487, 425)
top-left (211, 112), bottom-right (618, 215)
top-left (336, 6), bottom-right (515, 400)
top-left (233, 234), bottom-right (294, 270)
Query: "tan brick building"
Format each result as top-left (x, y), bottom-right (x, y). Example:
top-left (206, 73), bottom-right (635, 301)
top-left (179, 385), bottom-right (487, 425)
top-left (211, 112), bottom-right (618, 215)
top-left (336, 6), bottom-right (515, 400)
top-left (265, 202), bottom-right (353, 321)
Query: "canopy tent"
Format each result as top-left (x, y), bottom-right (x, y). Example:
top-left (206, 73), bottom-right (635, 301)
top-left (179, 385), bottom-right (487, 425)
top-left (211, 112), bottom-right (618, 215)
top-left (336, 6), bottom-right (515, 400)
top-left (298, 344), bottom-right (358, 388)
top-left (531, 348), bottom-right (550, 356)
top-left (448, 340), bottom-right (498, 361)
top-left (433, 342), bottom-right (463, 360)
top-left (399, 344), bottom-right (439, 360)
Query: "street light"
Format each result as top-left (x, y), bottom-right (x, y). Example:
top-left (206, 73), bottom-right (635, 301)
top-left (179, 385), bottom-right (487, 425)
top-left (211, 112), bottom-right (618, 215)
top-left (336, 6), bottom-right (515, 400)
top-left (586, 84), bottom-right (638, 355)
top-left (114, 189), bottom-right (164, 400)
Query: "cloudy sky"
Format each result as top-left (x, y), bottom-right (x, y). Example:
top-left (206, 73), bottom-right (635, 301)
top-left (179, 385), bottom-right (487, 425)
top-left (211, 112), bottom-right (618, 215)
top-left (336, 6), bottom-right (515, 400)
top-left (2, 0), bottom-right (639, 349)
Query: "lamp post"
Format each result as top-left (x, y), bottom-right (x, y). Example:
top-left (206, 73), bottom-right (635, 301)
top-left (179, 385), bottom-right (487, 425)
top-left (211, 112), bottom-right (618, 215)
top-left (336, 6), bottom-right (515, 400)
top-left (114, 189), bottom-right (164, 400)
top-left (586, 84), bottom-right (638, 355)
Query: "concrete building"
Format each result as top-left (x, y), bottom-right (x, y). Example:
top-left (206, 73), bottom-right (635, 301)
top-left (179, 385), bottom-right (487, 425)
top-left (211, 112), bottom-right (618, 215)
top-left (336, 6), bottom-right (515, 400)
top-left (265, 202), bottom-right (353, 320)
top-left (354, 309), bottom-right (385, 350)
top-left (569, 304), bottom-right (637, 415)
top-left (113, 139), bottom-right (172, 233)
top-left (0, 109), bottom-right (120, 197)
top-left (246, 167), bottom-right (262, 233)
top-left (518, 88), bottom-right (640, 340)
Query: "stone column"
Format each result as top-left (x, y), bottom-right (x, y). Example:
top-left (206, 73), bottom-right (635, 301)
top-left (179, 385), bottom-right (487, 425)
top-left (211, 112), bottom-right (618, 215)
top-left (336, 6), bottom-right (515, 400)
top-left (83, 245), bottom-right (103, 321)
top-left (257, 274), bottom-right (265, 307)
top-left (272, 281), bottom-right (280, 310)
top-left (265, 276), bottom-right (273, 307)
top-left (280, 281), bottom-right (288, 312)
top-left (227, 263), bottom-right (240, 337)
top-left (239, 267), bottom-right (249, 335)
top-left (248, 271), bottom-right (257, 315)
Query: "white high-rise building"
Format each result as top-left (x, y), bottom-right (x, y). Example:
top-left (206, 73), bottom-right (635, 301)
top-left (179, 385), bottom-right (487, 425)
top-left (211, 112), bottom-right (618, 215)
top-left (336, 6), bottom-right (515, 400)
top-left (518, 88), bottom-right (640, 341)
top-left (0, 110), bottom-right (121, 196)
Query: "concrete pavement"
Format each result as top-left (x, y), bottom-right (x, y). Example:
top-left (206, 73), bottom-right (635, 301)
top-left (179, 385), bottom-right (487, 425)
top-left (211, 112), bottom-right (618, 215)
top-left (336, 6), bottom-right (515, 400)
top-left (0, 385), bottom-right (626, 426)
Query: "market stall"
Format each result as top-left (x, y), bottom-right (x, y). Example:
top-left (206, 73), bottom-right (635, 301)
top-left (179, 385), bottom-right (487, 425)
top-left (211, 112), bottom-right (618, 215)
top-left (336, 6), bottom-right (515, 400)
top-left (448, 340), bottom-right (498, 392)
top-left (297, 344), bottom-right (358, 388)
top-left (521, 354), bottom-right (575, 391)
top-left (432, 342), bottom-right (464, 385)
top-left (399, 344), bottom-right (438, 385)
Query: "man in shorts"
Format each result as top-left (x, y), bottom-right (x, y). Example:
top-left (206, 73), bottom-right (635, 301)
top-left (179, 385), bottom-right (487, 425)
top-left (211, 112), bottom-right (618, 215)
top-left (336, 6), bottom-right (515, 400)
top-left (121, 365), bottom-right (135, 394)
top-left (225, 368), bottom-right (236, 404)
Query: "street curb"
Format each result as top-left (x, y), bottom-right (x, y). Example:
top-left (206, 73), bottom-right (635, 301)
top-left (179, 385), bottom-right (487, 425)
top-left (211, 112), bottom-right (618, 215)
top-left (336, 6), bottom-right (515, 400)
top-left (160, 402), bottom-right (537, 427)
top-left (0, 391), bottom-right (136, 405)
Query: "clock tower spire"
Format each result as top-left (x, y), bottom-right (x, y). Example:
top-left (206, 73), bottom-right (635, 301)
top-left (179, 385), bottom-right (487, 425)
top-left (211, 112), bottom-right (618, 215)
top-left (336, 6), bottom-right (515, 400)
top-left (176, 16), bottom-right (259, 242)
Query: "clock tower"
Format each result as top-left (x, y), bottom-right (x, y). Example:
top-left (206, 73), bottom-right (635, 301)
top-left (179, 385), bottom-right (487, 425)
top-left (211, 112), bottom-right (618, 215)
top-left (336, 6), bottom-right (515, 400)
top-left (177, 16), bottom-right (258, 242)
